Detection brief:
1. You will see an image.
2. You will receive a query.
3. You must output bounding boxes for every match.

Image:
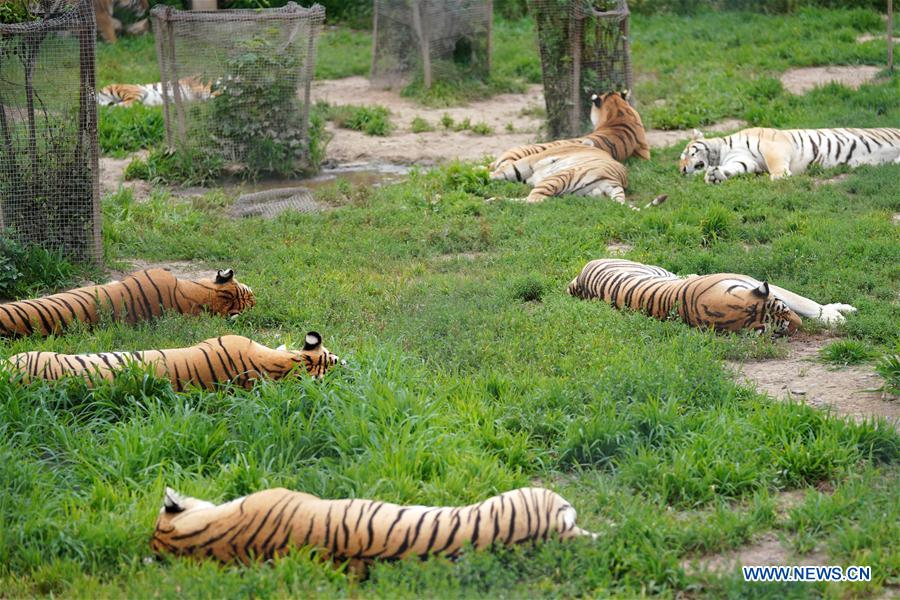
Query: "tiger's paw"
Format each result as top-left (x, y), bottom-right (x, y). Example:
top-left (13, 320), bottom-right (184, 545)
top-left (704, 167), bottom-right (727, 185)
top-left (818, 303), bottom-right (857, 325)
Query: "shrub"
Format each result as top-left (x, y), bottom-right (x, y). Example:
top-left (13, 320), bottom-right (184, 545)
top-left (510, 275), bottom-right (547, 302)
top-left (470, 121), bottom-right (494, 135)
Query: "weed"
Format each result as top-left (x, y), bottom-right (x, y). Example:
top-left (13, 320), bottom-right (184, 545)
top-left (470, 121), bottom-right (494, 136)
top-left (874, 353), bottom-right (900, 396)
top-left (440, 113), bottom-right (455, 130)
top-left (325, 104), bottom-right (393, 136)
top-left (410, 116), bottom-right (434, 133)
top-left (819, 340), bottom-right (874, 365)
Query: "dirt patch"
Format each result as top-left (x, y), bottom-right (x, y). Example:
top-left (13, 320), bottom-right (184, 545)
top-left (99, 152), bottom-right (151, 200)
top-left (606, 242), bottom-right (633, 256)
top-left (313, 77), bottom-right (544, 165)
top-left (684, 532), bottom-right (828, 575)
top-left (856, 33), bottom-right (900, 44)
top-left (313, 77), bottom-right (749, 164)
top-left (644, 118), bottom-right (746, 149)
top-left (729, 335), bottom-right (899, 427)
top-left (813, 173), bottom-right (851, 187)
top-left (780, 66), bottom-right (881, 95)
top-left (113, 259), bottom-right (216, 282)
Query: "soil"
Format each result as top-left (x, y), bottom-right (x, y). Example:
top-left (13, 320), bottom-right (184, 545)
top-left (99, 151), bottom-right (151, 201)
top-left (856, 33), bottom-right (900, 43)
top-left (683, 532), bottom-right (829, 575)
top-left (311, 77), bottom-right (746, 165)
top-left (112, 259), bottom-right (215, 282)
top-left (728, 335), bottom-right (899, 427)
top-left (780, 66), bottom-right (882, 95)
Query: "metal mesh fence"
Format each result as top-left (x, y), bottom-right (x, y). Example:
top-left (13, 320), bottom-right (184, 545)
top-left (530, 0), bottom-right (633, 139)
top-left (0, 0), bottom-right (101, 264)
top-left (151, 3), bottom-right (325, 178)
top-left (370, 0), bottom-right (492, 89)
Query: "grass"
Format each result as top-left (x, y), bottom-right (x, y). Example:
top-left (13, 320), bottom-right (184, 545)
top-left (4, 6), bottom-right (900, 597)
top-left (323, 103), bottom-right (393, 136)
top-left (98, 104), bottom-right (164, 158)
top-left (819, 339), bottom-right (875, 365)
top-left (410, 116), bottom-right (434, 133)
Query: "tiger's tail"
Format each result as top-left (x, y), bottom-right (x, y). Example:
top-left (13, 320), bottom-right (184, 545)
top-left (642, 194), bottom-right (668, 210)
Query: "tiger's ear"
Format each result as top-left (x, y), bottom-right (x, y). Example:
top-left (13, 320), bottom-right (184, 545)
top-left (591, 93), bottom-right (602, 107)
top-left (752, 281), bottom-right (770, 298)
top-left (163, 487), bottom-right (185, 513)
top-left (215, 268), bottom-right (234, 284)
top-left (619, 89), bottom-right (629, 99)
top-left (275, 343), bottom-right (287, 352)
top-left (303, 331), bottom-right (322, 351)
top-left (691, 129), bottom-right (705, 140)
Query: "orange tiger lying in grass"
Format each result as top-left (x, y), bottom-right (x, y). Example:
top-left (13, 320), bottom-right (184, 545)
top-left (97, 76), bottom-right (215, 107)
top-left (490, 90), bottom-right (650, 173)
top-left (0, 268), bottom-right (254, 338)
top-left (151, 486), bottom-right (595, 568)
top-left (6, 333), bottom-right (342, 389)
top-left (568, 259), bottom-right (856, 335)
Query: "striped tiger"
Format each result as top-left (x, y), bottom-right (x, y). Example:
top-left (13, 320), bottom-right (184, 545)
top-left (0, 268), bottom-right (254, 338)
top-left (680, 127), bottom-right (900, 184)
top-left (151, 486), bottom-right (595, 567)
top-left (5, 332), bottom-right (342, 389)
top-left (567, 259), bottom-right (857, 335)
top-left (490, 90), bottom-right (650, 173)
top-left (97, 76), bottom-right (214, 108)
top-left (514, 146), bottom-right (631, 205)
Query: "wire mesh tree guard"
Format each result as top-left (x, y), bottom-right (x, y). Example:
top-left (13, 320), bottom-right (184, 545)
top-left (530, 0), bottom-right (633, 139)
top-left (150, 2), bottom-right (325, 179)
top-left (0, 0), bottom-right (101, 264)
top-left (370, 0), bottom-right (493, 89)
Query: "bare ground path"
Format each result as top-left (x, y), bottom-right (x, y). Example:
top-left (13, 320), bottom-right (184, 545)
top-left (729, 335), bottom-right (899, 427)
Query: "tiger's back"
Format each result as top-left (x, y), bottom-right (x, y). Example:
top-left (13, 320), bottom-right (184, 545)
top-left (567, 259), bottom-right (801, 334)
top-left (6, 333), bottom-right (340, 389)
top-left (151, 486), bottom-right (593, 565)
top-left (0, 268), bottom-right (254, 338)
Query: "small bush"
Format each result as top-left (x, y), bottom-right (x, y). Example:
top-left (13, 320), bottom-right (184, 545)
top-left (440, 113), bottom-right (455, 130)
top-left (875, 354), bottom-right (900, 396)
top-left (819, 340), bottom-right (874, 365)
top-left (411, 116), bottom-right (434, 133)
top-left (510, 275), bottom-right (547, 303)
top-left (0, 234), bottom-right (78, 299)
top-left (326, 104), bottom-right (392, 136)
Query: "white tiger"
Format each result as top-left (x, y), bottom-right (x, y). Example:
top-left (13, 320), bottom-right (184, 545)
top-left (680, 127), bottom-right (900, 184)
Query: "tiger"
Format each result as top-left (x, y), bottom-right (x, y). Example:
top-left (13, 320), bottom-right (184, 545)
top-left (490, 90), bottom-right (650, 174)
top-left (514, 146), bottom-right (631, 205)
top-left (680, 127), bottom-right (900, 184)
top-left (94, 0), bottom-right (149, 43)
top-left (151, 486), bottom-right (595, 569)
top-left (0, 268), bottom-right (254, 338)
top-left (567, 259), bottom-right (857, 335)
top-left (5, 332), bottom-right (342, 389)
top-left (97, 76), bottom-right (214, 108)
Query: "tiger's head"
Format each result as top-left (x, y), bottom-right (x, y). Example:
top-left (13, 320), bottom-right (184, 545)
top-left (589, 90), bottom-right (637, 128)
top-left (278, 331), bottom-right (344, 379)
top-left (741, 281), bottom-right (802, 336)
top-left (679, 130), bottom-right (712, 175)
top-left (150, 487), bottom-right (216, 554)
top-left (200, 268), bottom-right (256, 318)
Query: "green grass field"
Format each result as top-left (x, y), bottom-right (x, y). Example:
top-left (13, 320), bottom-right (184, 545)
top-left (2, 6), bottom-right (899, 598)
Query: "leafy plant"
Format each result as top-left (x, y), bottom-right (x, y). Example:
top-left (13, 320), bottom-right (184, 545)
top-left (440, 113), bottom-right (455, 130)
top-left (124, 146), bottom-right (224, 186)
top-left (200, 32), bottom-right (320, 178)
top-left (470, 121), bottom-right (494, 135)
